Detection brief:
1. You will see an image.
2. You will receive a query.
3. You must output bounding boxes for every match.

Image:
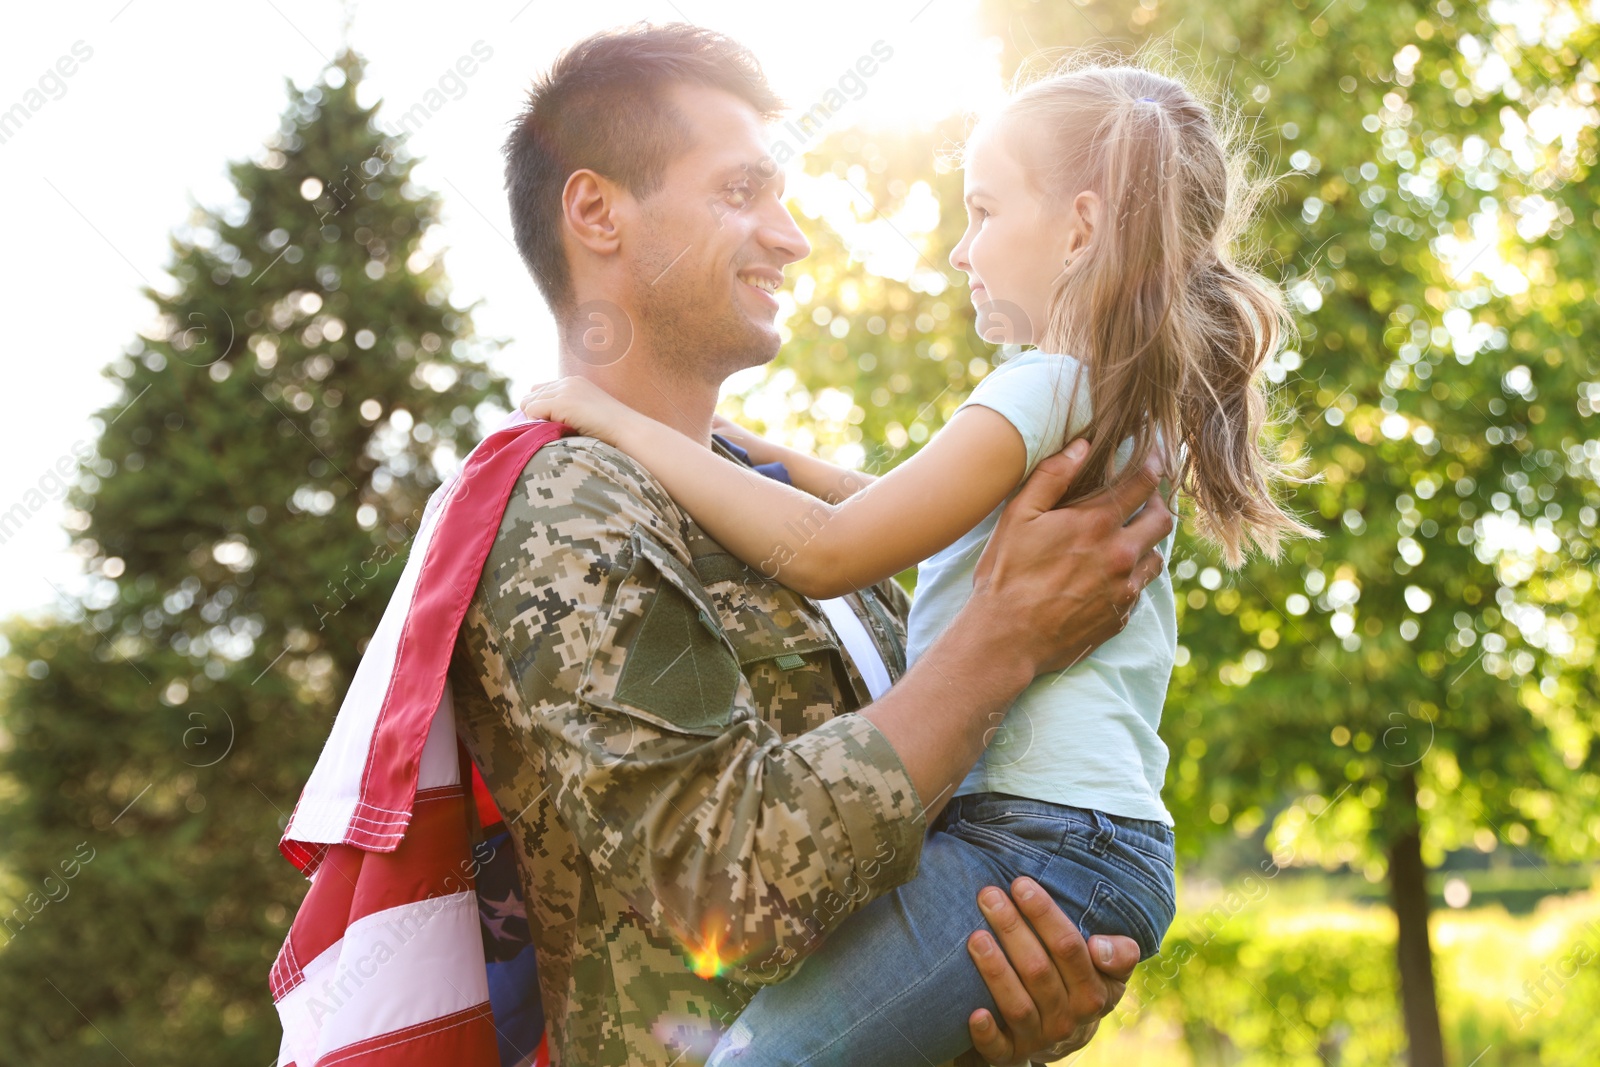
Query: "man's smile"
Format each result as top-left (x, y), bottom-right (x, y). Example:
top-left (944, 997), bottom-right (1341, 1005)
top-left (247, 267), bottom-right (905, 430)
top-left (736, 267), bottom-right (783, 308)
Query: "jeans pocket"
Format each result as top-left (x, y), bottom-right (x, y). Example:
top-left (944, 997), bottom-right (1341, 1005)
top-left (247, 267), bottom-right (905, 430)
top-left (1104, 827), bottom-right (1177, 916)
top-left (951, 816), bottom-right (1059, 868)
top-left (956, 795), bottom-right (1092, 838)
top-left (953, 794), bottom-right (1036, 828)
top-left (1078, 879), bottom-right (1167, 961)
top-left (1115, 822), bottom-right (1176, 869)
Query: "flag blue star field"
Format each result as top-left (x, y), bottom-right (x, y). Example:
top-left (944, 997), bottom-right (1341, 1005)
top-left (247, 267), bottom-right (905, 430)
top-left (473, 820), bottom-right (544, 1065)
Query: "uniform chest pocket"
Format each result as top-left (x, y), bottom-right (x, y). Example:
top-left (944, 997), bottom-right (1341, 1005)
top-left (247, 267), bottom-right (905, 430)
top-left (691, 550), bottom-right (860, 733)
top-left (577, 525), bottom-right (746, 738)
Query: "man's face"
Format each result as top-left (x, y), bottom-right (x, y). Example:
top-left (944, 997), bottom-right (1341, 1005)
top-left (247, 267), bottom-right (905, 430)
top-left (624, 83), bottom-right (811, 381)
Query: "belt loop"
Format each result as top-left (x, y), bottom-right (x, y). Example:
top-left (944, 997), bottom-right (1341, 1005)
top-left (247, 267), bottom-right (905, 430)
top-left (1088, 810), bottom-right (1114, 856)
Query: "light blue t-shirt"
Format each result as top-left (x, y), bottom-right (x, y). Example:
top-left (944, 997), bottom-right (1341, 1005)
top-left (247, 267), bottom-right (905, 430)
top-left (905, 348), bottom-right (1177, 825)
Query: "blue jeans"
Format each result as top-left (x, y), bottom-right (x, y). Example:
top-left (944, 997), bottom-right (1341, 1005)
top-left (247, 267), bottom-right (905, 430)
top-left (707, 793), bottom-right (1176, 1067)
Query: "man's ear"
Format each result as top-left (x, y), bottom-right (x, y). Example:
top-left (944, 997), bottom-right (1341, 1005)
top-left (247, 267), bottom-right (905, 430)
top-left (562, 169), bottom-right (624, 255)
top-left (1066, 190), bottom-right (1100, 257)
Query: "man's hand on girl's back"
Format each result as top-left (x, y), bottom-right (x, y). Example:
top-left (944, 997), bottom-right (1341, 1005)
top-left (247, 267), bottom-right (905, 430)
top-left (971, 439), bottom-right (1174, 677)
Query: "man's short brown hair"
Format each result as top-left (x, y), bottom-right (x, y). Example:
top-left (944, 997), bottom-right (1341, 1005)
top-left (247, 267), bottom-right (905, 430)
top-left (504, 23), bottom-right (784, 312)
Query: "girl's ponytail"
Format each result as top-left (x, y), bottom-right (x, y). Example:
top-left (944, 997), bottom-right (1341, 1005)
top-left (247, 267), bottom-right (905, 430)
top-left (1182, 253), bottom-right (1314, 565)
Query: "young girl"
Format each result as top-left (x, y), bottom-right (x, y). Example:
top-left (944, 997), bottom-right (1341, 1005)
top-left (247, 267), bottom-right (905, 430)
top-left (523, 61), bottom-right (1311, 1067)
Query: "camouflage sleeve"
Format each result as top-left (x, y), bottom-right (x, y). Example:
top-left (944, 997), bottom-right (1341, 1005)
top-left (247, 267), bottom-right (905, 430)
top-left (476, 438), bottom-right (926, 984)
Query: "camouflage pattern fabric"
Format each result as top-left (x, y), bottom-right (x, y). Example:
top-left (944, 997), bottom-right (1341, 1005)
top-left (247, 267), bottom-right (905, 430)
top-left (449, 436), bottom-right (928, 1066)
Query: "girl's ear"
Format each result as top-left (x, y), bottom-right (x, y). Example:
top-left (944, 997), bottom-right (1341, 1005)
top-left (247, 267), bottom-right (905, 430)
top-left (1066, 190), bottom-right (1101, 257)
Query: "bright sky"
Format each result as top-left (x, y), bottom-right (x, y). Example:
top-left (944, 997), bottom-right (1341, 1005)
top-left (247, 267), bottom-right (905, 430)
top-left (0, 0), bottom-right (1004, 622)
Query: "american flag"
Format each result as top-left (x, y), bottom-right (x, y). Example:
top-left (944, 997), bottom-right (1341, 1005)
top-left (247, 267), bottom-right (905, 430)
top-left (270, 415), bottom-right (569, 1067)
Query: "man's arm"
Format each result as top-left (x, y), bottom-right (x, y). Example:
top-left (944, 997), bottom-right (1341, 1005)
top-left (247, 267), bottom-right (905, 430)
top-left (477, 439), bottom-right (926, 987)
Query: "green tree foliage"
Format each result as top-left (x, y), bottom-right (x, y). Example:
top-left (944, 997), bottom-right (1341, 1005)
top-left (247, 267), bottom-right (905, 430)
top-left (1127, 889), bottom-right (1600, 1066)
top-left (0, 51), bottom-right (506, 1063)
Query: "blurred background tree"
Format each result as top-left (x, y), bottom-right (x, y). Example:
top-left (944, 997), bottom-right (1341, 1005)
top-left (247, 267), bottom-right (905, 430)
top-left (728, 1), bottom-right (1599, 1064)
top-left (0, 51), bottom-right (506, 1063)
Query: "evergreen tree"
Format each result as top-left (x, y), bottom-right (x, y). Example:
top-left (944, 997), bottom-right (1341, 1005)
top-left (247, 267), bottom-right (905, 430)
top-left (0, 50), bottom-right (507, 1064)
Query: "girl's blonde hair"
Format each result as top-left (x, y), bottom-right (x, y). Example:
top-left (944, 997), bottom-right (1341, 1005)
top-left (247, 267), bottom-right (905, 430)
top-left (992, 55), bottom-right (1315, 567)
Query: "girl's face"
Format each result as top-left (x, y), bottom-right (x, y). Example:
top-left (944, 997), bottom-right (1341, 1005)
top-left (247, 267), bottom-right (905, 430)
top-left (949, 119), bottom-right (1070, 345)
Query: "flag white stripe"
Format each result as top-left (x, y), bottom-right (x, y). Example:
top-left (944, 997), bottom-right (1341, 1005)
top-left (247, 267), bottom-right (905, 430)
top-left (276, 933), bottom-right (345, 1067)
top-left (275, 892), bottom-right (488, 1066)
top-left (415, 689), bottom-right (463, 791)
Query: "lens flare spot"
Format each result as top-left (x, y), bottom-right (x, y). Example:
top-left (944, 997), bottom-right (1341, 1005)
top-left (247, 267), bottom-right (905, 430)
top-left (688, 932), bottom-right (726, 980)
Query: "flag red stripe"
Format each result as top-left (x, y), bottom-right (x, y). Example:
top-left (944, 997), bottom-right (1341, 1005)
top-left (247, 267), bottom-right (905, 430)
top-left (352, 421), bottom-right (570, 837)
top-left (345, 786), bottom-right (477, 927)
top-left (271, 843), bottom-right (366, 1001)
top-left (312, 1002), bottom-right (500, 1067)
top-left (470, 761), bottom-right (504, 829)
top-left (274, 420), bottom-right (570, 1066)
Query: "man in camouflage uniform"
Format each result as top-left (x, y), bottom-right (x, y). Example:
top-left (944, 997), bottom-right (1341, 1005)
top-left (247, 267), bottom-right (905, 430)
top-left (450, 24), bottom-right (1173, 1067)
top-left (451, 436), bottom-right (928, 1062)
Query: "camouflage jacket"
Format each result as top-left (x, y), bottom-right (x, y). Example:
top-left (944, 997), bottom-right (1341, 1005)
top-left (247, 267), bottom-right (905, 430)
top-left (449, 436), bottom-right (928, 1066)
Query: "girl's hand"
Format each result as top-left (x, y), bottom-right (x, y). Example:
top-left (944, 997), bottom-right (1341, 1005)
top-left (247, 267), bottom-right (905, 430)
top-left (710, 413), bottom-right (746, 440)
top-left (520, 378), bottom-right (633, 445)
top-left (710, 413), bottom-right (765, 456)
